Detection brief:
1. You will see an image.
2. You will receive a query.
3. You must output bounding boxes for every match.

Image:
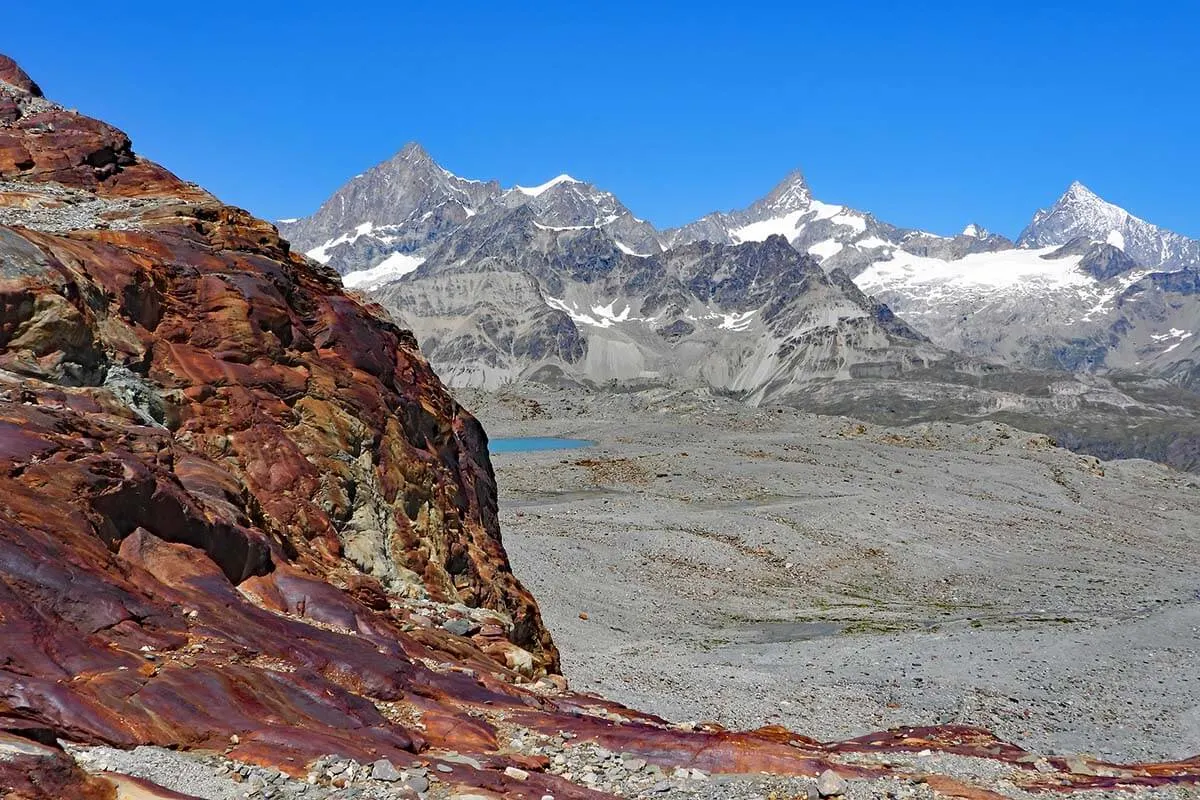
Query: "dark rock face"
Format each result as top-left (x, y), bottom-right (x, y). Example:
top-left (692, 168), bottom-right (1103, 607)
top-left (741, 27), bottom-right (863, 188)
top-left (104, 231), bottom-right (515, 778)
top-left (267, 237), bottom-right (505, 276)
top-left (1148, 267), bottom-right (1200, 295)
top-left (1077, 242), bottom-right (1139, 281)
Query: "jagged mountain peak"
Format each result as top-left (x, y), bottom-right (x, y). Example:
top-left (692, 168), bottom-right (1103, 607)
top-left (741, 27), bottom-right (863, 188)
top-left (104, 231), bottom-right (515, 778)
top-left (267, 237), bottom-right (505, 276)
top-left (1018, 180), bottom-right (1200, 270)
top-left (396, 140), bottom-right (429, 158)
top-left (1047, 181), bottom-right (1129, 221)
top-left (757, 169), bottom-right (812, 212)
top-left (1062, 179), bottom-right (1100, 201)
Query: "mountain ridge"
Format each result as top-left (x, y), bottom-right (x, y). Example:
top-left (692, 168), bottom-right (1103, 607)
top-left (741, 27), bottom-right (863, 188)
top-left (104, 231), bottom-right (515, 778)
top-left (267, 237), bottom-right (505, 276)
top-left (279, 144), bottom-right (1200, 396)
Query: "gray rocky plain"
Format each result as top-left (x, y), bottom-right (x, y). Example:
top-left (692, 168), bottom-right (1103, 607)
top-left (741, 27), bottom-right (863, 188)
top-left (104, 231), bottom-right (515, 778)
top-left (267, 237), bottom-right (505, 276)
top-left (458, 386), bottom-right (1200, 767)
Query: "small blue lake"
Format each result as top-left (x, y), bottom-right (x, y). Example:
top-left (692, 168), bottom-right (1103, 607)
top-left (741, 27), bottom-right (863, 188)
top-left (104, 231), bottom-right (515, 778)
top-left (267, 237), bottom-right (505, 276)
top-left (489, 437), bottom-right (594, 453)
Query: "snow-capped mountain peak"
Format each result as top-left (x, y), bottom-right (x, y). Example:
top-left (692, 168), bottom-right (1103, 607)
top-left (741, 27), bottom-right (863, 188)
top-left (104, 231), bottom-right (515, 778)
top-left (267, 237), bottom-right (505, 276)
top-left (1019, 181), bottom-right (1200, 270)
top-left (758, 169), bottom-right (812, 213)
top-left (1063, 179), bottom-right (1101, 202)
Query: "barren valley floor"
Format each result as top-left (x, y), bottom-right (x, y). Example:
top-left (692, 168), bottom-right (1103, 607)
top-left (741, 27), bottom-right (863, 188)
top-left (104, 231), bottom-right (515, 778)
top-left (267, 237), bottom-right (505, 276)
top-left (461, 387), bottom-right (1200, 764)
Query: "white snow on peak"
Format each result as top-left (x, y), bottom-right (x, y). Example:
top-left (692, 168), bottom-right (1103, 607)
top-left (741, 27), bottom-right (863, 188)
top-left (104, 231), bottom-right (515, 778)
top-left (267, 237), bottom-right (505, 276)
top-left (856, 246), bottom-right (1091, 295)
top-left (730, 209), bottom-right (807, 244)
top-left (533, 221), bottom-right (600, 232)
top-left (962, 223), bottom-right (981, 238)
top-left (766, 175), bottom-right (812, 211)
top-left (807, 200), bottom-right (844, 221)
top-left (829, 211), bottom-right (867, 233)
top-left (515, 174), bottom-right (580, 197)
top-left (278, 217), bottom-right (299, 224)
top-left (1106, 230), bottom-right (1126, 250)
top-left (727, 198), bottom-right (867, 245)
top-left (341, 251), bottom-right (425, 291)
top-left (1150, 328), bottom-right (1193, 342)
top-left (306, 222), bottom-right (375, 264)
top-left (807, 240), bottom-right (844, 259)
top-left (853, 236), bottom-right (890, 250)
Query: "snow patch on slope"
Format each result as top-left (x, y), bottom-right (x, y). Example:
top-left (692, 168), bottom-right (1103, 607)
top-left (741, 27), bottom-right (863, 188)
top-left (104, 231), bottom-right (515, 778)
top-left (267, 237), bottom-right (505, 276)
top-left (857, 247), bottom-right (1091, 295)
top-left (718, 310), bottom-right (757, 331)
top-left (545, 296), bottom-right (634, 329)
top-left (730, 209), bottom-right (807, 244)
top-left (342, 252), bottom-right (426, 290)
top-left (1151, 328), bottom-right (1193, 354)
top-left (615, 240), bottom-right (652, 257)
top-left (808, 240), bottom-right (844, 259)
top-left (306, 222), bottom-right (375, 264)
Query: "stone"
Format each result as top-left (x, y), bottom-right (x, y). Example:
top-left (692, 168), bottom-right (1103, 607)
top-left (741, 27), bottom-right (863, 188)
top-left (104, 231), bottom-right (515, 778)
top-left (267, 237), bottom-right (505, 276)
top-left (404, 774), bottom-right (430, 793)
top-left (370, 758), bottom-right (401, 781)
top-left (441, 617), bottom-right (475, 637)
top-left (817, 769), bottom-right (848, 797)
top-left (503, 765), bottom-right (530, 781)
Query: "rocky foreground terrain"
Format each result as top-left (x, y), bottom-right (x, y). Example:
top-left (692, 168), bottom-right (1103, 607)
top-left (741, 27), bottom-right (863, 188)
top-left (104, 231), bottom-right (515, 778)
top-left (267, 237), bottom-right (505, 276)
top-left (1, 53), bottom-right (1199, 800)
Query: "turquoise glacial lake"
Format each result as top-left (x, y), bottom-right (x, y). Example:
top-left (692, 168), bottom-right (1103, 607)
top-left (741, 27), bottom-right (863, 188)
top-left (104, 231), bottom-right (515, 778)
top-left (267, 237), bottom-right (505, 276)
top-left (489, 437), bottom-right (594, 453)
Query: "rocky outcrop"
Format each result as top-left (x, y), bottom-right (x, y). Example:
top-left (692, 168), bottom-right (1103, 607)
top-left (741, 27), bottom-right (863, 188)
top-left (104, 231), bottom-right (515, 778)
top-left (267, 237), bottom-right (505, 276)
top-left (2, 54), bottom-right (1199, 800)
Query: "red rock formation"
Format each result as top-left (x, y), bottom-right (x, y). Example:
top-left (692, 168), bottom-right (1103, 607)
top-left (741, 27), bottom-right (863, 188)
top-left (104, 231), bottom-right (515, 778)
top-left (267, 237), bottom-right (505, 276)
top-left (0, 54), bottom-right (1196, 799)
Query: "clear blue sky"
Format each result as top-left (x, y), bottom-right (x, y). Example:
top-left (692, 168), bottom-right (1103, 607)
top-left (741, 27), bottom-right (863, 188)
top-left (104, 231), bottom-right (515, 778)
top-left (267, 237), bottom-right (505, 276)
top-left (7, 1), bottom-right (1198, 238)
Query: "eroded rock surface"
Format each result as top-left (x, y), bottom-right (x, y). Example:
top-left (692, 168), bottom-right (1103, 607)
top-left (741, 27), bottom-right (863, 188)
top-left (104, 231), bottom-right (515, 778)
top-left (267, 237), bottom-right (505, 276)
top-left (0, 54), bottom-right (1198, 800)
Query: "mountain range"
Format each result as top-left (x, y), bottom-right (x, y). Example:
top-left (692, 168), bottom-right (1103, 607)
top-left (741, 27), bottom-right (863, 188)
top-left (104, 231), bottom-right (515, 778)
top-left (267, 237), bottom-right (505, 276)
top-left (278, 145), bottom-right (1200, 470)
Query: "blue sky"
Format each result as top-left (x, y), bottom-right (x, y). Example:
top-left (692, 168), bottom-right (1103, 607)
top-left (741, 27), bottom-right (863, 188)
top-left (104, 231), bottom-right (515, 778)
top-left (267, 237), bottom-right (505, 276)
top-left (7, 1), bottom-right (1198, 237)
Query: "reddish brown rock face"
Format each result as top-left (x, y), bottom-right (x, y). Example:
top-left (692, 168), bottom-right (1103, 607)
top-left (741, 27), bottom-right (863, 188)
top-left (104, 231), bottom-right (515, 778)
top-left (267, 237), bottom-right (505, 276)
top-left (0, 54), bottom-right (1197, 799)
top-left (0, 49), bottom-right (557, 763)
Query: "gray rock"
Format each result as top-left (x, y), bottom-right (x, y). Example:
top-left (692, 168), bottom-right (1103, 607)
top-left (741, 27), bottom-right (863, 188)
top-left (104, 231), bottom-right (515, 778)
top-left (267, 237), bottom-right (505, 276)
top-left (816, 769), bottom-right (847, 797)
top-left (370, 758), bottom-right (401, 781)
top-left (441, 617), bottom-right (476, 637)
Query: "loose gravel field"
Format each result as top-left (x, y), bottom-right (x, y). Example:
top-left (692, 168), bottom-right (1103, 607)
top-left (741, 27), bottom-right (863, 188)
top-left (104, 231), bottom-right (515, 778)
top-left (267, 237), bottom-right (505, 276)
top-left (460, 387), bottom-right (1200, 764)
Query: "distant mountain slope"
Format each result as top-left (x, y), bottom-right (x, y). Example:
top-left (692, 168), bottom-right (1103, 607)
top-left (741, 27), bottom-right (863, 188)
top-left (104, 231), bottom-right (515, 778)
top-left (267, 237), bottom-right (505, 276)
top-left (277, 146), bottom-right (1200, 395)
top-left (278, 144), bottom-right (660, 281)
top-left (277, 143), bottom-right (499, 276)
top-left (372, 204), bottom-right (939, 397)
top-left (370, 204), bottom-right (1200, 472)
top-left (857, 184), bottom-right (1200, 389)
